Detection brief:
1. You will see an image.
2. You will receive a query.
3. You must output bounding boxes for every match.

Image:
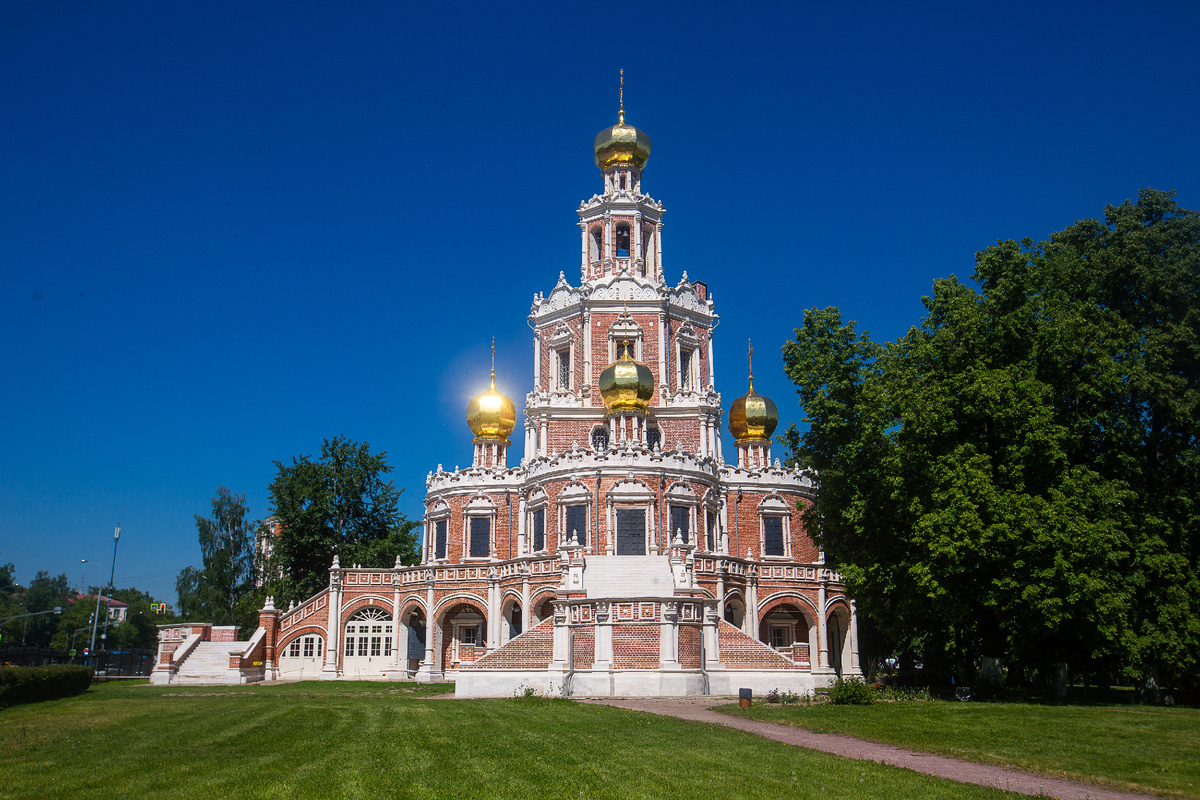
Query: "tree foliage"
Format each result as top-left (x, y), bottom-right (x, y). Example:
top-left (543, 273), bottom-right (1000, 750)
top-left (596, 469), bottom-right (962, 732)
top-left (269, 436), bottom-right (420, 606)
top-left (783, 189), bottom-right (1199, 687)
top-left (175, 486), bottom-right (260, 629)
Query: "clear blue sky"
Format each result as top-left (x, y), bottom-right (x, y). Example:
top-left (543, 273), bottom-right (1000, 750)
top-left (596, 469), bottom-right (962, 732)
top-left (3, 1), bottom-right (1197, 605)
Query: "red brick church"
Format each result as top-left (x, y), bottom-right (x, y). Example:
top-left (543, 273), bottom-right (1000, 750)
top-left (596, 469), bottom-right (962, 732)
top-left (153, 95), bottom-right (860, 696)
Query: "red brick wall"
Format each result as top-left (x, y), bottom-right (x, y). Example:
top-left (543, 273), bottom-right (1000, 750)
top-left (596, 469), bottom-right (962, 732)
top-left (612, 625), bottom-right (660, 668)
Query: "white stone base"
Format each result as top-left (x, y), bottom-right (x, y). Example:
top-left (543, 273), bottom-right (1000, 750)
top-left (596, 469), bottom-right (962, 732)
top-left (454, 667), bottom-right (819, 698)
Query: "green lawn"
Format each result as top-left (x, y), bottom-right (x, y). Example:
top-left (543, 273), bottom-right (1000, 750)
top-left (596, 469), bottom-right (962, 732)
top-left (0, 681), bottom-right (1012, 800)
top-left (721, 699), bottom-right (1200, 798)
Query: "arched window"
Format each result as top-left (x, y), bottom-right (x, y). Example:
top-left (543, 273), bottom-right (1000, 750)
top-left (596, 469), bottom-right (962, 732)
top-left (343, 607), bottom-right (392, 676)
top-left (589, 227), bottom-right (602, 262)
top-left (615, 223), bottom-right (630, 257)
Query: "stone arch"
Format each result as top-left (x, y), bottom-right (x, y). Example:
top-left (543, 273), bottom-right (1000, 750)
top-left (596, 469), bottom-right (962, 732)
top-left (340, 595), bottom-right (393, 626)
top-left (397, 598), bottom-right (428, 676)
top-left (531, 589), bottom-right (557, 625)
top-left (757, 594), bottom-right (816, 655)
top-left (500, 589), bottom-right (523, 644)
top-left (825, 596), bottom-right (853, 678)
top-left (434, 595), bottom-right (488, 674)
top-left (722, 589), bottom-right (746, 628)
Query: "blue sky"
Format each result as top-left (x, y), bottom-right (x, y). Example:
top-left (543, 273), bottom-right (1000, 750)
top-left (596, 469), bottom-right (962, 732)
top-left (3, 1), bottom-right (1197, 604)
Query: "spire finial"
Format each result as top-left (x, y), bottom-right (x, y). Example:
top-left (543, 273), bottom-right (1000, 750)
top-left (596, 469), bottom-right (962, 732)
top-left (747, 338), bottom-right (754, 388)
top-left (619, 69), bottom-right (625, 125)
top-left (490, 336), bottom-right (496, 389)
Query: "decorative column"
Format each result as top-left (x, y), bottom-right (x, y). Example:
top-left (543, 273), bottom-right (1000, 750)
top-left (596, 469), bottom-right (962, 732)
top-left (521, 563), bottom-right (531, 633)
top-left (659, 601), bottom-right (679, 668)
top-left (415, 572), bottom-right (440, 683)
top-left (486, 566), bottom-right (501, 653)
top-left (817, 576), bottom-right (829, 670)
top-left (382, 561), bottom-right (405, 680)
top-left (320, 556), bottom-right (343, 680)
top-left (658, 313), bottom-right (668, 397)
top-left (849, 599), bottom-right (861, 674)
top-left (258, 597), bottom-right (280, 681)
top-left (594, 601), bottom-right (613, 672)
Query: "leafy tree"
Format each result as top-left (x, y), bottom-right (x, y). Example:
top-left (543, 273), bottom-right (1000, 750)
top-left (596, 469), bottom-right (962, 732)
top-left (784, 189), bottom-right (1199, 689)
top-left (16, 571), bottom-right (71, 647)
top-left (175, 487), bottom-right (258, 629)
top-left (269, 436), bottom-right (420, 606)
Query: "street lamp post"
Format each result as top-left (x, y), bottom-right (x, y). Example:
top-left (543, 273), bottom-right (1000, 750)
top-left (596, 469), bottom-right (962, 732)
top-left (80, 559), bottom-right (100, 594)
top-left (87, 525), bottom-right (120, 662)
top-left (99, 525), bottom-right (121, 652)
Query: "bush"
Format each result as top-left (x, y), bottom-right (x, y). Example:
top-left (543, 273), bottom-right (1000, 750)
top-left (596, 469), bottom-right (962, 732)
top-left (765, 688), bottom-right (780, 704)
top-left (827, 677), bottom-right (876, 705)
top-left (0, 665), bottom-right (93, 708)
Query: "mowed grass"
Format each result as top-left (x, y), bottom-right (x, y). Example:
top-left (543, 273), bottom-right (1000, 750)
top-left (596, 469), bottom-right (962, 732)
top-left (721, 699), bottom-right (1200, 798)
top-left (0, 682), bottom-right (1014, 800)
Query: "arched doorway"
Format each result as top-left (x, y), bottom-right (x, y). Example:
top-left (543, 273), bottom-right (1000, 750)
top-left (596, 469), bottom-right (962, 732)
top-left (343, 607), bottom-right (392, 678)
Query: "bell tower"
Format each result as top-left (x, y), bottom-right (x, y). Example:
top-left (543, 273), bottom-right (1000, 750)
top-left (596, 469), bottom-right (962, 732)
top-left (579, 70), bottom-right (664, 284)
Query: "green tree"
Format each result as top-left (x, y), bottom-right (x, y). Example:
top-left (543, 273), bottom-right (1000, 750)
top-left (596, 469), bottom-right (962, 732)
top-left (269, 436), bottom-right (420, 606)
top-left (784, 189), bottom-right (1199, 689)
top-left (17, 571), bottom-right (71, 647)
top-left (175, 487), bottom-right (259, 629)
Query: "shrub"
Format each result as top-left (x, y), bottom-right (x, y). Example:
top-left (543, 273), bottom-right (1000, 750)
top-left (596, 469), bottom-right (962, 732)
top-left (765, 688), bottom-right (780, 704)
top-left (827, 677), bottom-right (876, 705)
top-left (779, 689), bottom-right (802, 706)
top-left (0, 665), bottom-right (93, 708)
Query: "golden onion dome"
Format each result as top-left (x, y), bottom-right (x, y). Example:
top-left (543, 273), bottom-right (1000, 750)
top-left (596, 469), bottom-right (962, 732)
top-left (467, 369), bottom-right (516, 442)
top-left (594, 122), bottom-right (652, 171)
top-left (599, 348), bottom-right (655, 412)
top-left (728, 378), bottom-right (779, 442)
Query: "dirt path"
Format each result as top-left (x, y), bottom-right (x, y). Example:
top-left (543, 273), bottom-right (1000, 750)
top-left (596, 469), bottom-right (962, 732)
top-left (581, 697), bottom-right (1163, 800)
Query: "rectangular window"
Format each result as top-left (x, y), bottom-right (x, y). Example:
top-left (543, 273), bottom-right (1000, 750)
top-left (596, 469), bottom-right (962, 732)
top-left (615, 508), bottom-right (645, 555)
top-left (763, 516), bottom-right (785, 556)
top-left (565, 505), bottom-right (587, 546)
top-left (533, 508), bottom-right (545, 552)
top-left (770, 625), bottom-right (789, 649)
top-left (357, 637), bottom-right (368, 657)
top-left (370, 636), bottom-right (381, 657)
top-left (706, 513), bottom-right (716, 551)
top-left (317, 638), bottom-right (323, 657)
top-left (345, 637), bottom-right (355, 657)
top-left (384, 636), bottom-right (392, 657)
top-left (680, 348), bottom-right (693, 389)
top-left (558, 349), bottom-right (571, 390)
top-left (669, 506), bottom-right (690, 543)
top-left (289, 640), bottom-right (301, 658)
top-left (303, 637), bottom-right (314, 658)
top-left (462, 626), bottom-right (477, 646)
top-left (469, 517), bottom-right (490, 558)
top-left (435, 520), bottom-right (448, 559)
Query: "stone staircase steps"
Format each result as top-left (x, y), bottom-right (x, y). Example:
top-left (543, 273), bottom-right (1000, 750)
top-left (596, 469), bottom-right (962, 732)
top-left (174, 641), bottom-right (241, 684)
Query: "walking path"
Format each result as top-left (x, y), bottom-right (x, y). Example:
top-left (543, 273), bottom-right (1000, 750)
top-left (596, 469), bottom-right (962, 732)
top-left (582, 697), bottom-right (1162, 800)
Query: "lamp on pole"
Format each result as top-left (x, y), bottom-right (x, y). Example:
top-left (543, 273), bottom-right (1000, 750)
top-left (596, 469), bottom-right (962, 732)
top-left (80, 559), bottom-right (99, 594)
top-left (88, 525), bottom-right (120, 661)
top-left (100, 524), bottom-right (121, 651)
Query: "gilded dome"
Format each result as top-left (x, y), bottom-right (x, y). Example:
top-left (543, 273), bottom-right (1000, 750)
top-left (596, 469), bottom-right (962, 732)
top-left (594, 123), bottom-right (652, 171)
top-left (599, 348), bottom-right (655, 412)
top-left (728, 378), bottom-right (779, 442)
top-left (467, 372), bottom-right (516, 441)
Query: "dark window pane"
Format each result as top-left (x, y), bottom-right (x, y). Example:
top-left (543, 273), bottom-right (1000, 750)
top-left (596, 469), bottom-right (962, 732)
top-left (616, 508), bottom-right (645, 555)
top-left (565, 505), bottom-right (586, 546)
top-left (470, 517), bottom-right (490, 558)
top-left (763, 517), bottom-right (784, 556)
top-left (670, 506), bottom-right (689, 543)
top-left (533, 508), bottom-right (545, 552)
top-left (435, 520), bottom-right (447, 559)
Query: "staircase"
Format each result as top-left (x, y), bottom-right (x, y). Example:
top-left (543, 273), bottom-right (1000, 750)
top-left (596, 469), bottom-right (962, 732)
top-left (173, 641), bottom-right (240, 685)
top-left (583, 556), bottom-right (674, 598)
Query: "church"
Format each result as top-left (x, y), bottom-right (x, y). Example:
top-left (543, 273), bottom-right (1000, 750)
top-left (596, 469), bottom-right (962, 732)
top-left (152, 93), bottom-right (861, 696)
